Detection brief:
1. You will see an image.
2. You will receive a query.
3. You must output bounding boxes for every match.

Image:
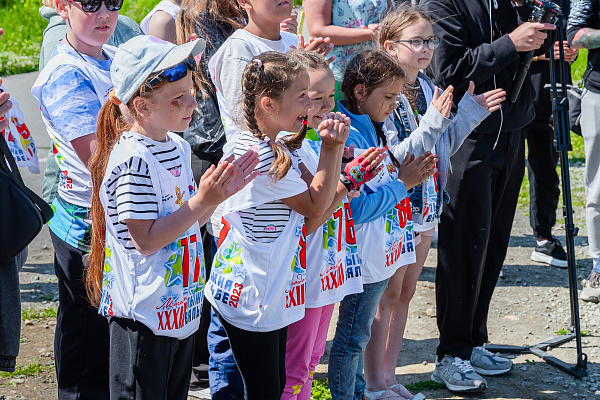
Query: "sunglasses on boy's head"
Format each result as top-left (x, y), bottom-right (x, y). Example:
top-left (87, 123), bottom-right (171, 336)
top-left (145, 56), bottom-right (199, 89)
top-left (67, 0), bottom-right (124, 12)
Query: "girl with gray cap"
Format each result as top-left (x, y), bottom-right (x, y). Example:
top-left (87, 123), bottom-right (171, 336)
top-left (85, 35), bottom-right (259, 400)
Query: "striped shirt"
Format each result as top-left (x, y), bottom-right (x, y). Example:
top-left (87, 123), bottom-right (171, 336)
top-left (104, 132), bottom-right (190, 250)
top-left (234, 136), bottom-right (294, 243)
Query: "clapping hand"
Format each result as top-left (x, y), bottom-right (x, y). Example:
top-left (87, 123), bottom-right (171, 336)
top-left (468, 81), bottom-right (506, 113)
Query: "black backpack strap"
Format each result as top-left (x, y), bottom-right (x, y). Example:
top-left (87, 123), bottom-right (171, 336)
top-left (582, 50), bottom-right (600, 85)
top-left (0, 132), bottom-right (54, 224)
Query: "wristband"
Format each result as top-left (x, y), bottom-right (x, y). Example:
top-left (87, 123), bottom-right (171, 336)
top-left (340, 174), bottom-right (354, 192)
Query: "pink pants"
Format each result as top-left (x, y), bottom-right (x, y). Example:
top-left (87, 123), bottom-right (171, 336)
top-left (282, 304), bottom-right (336, 400)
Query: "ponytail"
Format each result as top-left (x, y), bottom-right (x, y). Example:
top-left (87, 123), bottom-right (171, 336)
top-left (86, 91), bottom-right (129, 307)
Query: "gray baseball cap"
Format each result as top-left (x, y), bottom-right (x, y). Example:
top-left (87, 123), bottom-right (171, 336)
top-left (111, 35), bottom-right (206, 104)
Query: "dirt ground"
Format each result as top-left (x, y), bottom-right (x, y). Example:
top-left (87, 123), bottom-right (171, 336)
top-left (2, 207), bottom-right (599, 400)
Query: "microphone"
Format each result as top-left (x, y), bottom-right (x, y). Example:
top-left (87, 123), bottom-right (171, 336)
top-left (508, 0), bottom-right (561, 103)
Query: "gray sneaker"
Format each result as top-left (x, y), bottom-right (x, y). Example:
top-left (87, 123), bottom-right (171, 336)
top-left (470, 344), bottom-right (513, 375)
top-left (431, 355), bottom-right (487, 392)
top-left (581, 271), bottom-right (600, 303)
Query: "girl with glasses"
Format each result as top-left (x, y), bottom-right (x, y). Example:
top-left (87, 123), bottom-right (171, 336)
top-left (362, 4), bottom-right (506, 398)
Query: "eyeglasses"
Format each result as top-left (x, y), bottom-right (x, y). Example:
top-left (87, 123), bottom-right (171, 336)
top-left (395, 37), bottom-right (440, 51)
top-left (146, 56), bottom-right (198, 89)
top-left (67, 0), bottom-right (124, 12)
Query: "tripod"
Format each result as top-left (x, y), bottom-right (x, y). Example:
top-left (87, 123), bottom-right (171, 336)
top-left (486, 15), bottom-right (588, 378)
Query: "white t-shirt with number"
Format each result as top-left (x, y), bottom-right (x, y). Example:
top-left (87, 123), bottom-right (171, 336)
top-left (205, 132), bottom-right (309, 332)
top-left (300, 140), bottom-right (363, 308)
top-left (98, 132), bottom-right (205, 340)
top-left (354, 149), bottom-right (416, 284)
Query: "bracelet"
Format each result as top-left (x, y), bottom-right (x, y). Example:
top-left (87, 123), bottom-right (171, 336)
top-left (339, 175), bottom-right (354, 192)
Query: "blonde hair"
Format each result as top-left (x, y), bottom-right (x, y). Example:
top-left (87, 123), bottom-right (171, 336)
top-left (43, 0), bottom-right (57, 9)
top-left (378, 3), bottom-right (432, 48)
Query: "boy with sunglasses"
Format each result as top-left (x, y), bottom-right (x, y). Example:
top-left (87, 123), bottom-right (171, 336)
top-left (31, 0), bottom-right (122, 398)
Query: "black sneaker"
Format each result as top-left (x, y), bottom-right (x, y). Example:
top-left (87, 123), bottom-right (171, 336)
top-left (531, 237), bottom-right (568, 268)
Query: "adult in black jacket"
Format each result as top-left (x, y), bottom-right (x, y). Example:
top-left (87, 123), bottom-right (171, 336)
top-left (421, 0), bottom-right (554, 392)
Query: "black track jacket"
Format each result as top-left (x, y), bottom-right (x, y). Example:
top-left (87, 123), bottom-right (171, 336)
top-left (421, 0), bottom-right (554, 134)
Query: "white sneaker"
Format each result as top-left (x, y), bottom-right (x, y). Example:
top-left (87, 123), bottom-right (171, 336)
top-left (431, 355), bottom-right (487, 392)
top-left (470, 344), bottom-right (513, 375)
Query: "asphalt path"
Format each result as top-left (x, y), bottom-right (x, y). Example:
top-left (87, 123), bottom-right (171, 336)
top-left (3, 71), bottom-right (53, 252)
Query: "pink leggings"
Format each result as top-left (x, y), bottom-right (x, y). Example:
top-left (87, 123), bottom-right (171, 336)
top-left (282, 304), bottom-right (336, 400)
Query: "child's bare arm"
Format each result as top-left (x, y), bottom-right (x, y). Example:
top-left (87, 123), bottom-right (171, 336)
top-left (196, 150), bottom-right (259, 227)
top-left (283, 114), bottom-right (348, 219)
top-left (126, 160), bottom-right (244, 256)
top-left (305, 146), bottom-right (385, 234)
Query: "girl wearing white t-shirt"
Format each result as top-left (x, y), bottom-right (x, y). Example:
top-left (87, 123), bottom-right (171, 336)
top-left (328, 50), bottom-right (439, 400)
top-left (370, 6), bottom-right (506, 398)
top-left (281, 50), bottom-right (386, 400)
top-left (86, 36), bottom-right (258, 400)
top-left (205, 51), bottom-right (349, 399)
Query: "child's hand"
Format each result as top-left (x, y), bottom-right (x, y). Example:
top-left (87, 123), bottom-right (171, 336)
top-left (347, 186), bottom-right (362, 200)
top-left (318, 112), bottom-right (350, 147)
top-left (196, 161), bottom-right (237, 206)
top-left (397, 151), bottom-right (438, 190)
top-left (467, 81), bottom-right (506, 113)
top-left (281, 10), bottom-right (298, 34)
top-left (222, 150), bottom-right (260, 197)
top-left (431, 85), bottom-right (453, 118)
top-left (297, 36), bottom-right (336, 64)
top-left (342, 147), bottom-right (386, 191)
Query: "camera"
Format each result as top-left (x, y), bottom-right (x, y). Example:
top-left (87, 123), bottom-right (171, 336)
top-left (527, 0), bottom-right (561, 24)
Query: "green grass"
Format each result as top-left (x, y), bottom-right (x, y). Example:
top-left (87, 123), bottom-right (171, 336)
top-left (310, 378), bottom-right (443, 399)
top-left (405, 380), bottom-right (444, 392)
top-left (0, 363), bottom-right (43, 378)
top-left (0, 0), bottom-right (155, 76)
top-left (517, 51), bottom-right (589, 224)
top-left (21, 307), bottom-right (57, 321)
top-left (311, 379), bottom-right (332, 400)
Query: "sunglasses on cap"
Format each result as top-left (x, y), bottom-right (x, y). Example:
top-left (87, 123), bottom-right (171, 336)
top-left (145, 56), bottom-right (198, 89)
top-left (67, 0), bottom-right (124, 12)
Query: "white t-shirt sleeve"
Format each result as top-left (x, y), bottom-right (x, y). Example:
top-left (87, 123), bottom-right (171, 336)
top-left (105, 156), bottom-right (159, 222)
top-left (217, 41), bottom-right (254, 127)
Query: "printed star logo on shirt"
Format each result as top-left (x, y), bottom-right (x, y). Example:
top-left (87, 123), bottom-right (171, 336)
top-left (103, 271), bottom-right (115, 290)
top-left (324, 251), bottom-right (337, 266)
top-left (233, 263), bottom-right (247, 279)
top-left (295, 226), bottom-right (303, 238)
top-left (164, 244), bottom-right (184, 287)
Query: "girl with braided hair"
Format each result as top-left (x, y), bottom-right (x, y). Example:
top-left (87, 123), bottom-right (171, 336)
top-left (204, 51), bottom-right (351, 399)
top-left (281, 50), bottom-right (387, 400)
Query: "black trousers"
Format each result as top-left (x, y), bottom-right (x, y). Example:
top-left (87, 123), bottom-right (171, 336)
top-left (50, 230), bottom-right (109, 400)
top-left (525, 126), bottom-right (560, 239)
top-left (436, 130), bottom-right (525, 360)
top-left (217, 312), bottom-right (287, 400)
top-left (108, 317), bottom-right (194, 400)
top-left (189, 150), bottom-right (222, 390)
